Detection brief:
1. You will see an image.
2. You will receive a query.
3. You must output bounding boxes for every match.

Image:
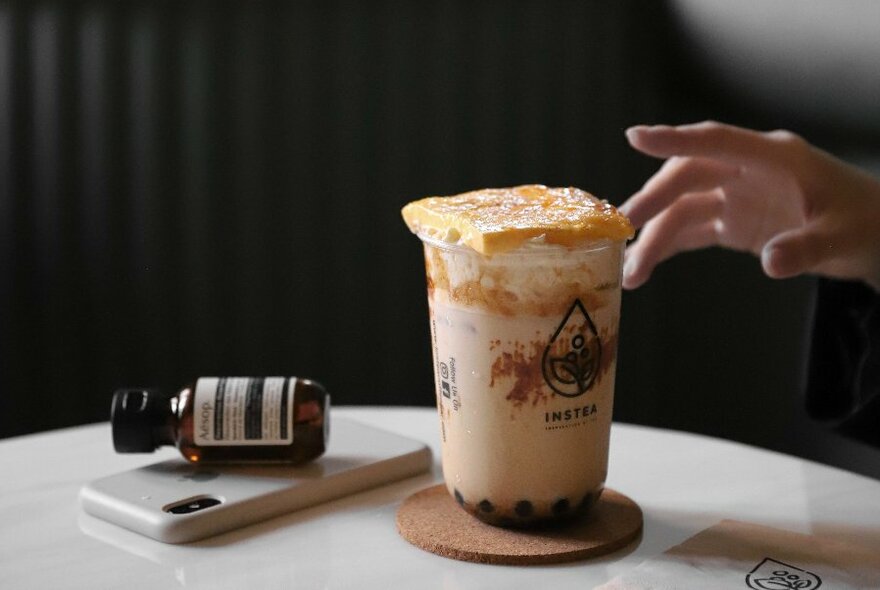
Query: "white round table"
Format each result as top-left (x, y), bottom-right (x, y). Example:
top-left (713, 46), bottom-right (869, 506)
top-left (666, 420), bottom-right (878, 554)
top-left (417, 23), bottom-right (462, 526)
top-left (2, 407), bottom-right (880, 589)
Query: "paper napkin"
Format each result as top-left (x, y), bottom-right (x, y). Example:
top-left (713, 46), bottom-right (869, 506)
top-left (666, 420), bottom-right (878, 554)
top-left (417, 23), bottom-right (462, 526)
top-left (595, 519), bottom-right (880, 590)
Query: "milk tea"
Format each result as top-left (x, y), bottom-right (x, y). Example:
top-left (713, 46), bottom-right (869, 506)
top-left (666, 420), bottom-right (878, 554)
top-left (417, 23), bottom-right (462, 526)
top-left (403, 185), bottom-right (633, 526)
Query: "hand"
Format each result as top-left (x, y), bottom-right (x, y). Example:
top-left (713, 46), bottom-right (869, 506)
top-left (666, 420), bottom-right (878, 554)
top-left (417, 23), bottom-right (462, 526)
top-left (619, 121), bottom-right (880, 292)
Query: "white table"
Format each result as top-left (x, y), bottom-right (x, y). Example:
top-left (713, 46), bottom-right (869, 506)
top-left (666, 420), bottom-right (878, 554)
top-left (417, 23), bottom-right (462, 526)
top-left (2, 406), bottom-right (880, 589)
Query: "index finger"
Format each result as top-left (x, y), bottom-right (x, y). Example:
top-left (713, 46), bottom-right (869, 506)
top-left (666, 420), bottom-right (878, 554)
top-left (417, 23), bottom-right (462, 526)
top-left (620, 155), bottom-right (739, 229)
top-left (626, 121), bottom-right (797, 166)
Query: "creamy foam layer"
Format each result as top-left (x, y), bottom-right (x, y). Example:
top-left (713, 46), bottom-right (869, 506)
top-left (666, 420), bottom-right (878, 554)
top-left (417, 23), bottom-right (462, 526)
top-left (425, 239), bottom-right (623, 317)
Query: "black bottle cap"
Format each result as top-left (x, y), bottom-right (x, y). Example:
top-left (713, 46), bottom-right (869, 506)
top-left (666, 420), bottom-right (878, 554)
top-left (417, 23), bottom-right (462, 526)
top-left (111, 389), bottom-right (169, 453)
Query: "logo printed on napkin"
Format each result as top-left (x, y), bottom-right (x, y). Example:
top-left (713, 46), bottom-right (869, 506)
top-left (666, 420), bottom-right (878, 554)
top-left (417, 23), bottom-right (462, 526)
top-left (746, 558), bottom-right (822, 590)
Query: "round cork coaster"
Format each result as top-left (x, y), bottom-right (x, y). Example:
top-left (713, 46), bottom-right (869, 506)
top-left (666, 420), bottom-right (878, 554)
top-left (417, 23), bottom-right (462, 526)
top-left (396, 484), bottom-right (642, 565)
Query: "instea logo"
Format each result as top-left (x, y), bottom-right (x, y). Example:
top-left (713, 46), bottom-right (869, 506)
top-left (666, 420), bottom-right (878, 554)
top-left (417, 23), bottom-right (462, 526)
top-left (542, 299), bottom-right (601, 397)
top-left (746, 558), bottom-right (822, 589)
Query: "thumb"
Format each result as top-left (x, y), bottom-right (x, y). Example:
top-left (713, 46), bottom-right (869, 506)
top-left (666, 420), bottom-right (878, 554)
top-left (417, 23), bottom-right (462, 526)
top-left (761, 227), bottom-right (828, 279)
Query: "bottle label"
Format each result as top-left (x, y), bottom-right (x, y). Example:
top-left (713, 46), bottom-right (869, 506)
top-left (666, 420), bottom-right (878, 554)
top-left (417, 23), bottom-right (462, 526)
top-left (194, 377), bottom-right (295, 446)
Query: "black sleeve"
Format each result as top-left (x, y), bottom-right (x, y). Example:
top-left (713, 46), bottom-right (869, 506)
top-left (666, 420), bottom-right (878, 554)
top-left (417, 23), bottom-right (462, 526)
top-left (806, 278), bottom-right (880, 446)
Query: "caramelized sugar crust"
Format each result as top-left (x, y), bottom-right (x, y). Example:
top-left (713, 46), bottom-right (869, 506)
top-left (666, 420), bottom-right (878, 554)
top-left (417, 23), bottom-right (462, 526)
top-left (402, 185), bottom-right (634, 255)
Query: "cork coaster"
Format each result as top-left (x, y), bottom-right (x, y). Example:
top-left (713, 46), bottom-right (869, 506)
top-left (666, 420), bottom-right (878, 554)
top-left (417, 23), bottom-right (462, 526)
top-left (396, 484), bottom-right (642, 565)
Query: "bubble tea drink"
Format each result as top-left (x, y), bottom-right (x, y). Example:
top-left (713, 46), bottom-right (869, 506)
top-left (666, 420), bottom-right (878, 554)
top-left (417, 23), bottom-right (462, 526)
top-left (402, 185), bottom-right (633, 526)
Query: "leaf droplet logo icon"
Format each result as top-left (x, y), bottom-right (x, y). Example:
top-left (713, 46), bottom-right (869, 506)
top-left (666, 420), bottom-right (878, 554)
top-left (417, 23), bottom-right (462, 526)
top-left (746, 558), bottom-right (822, 589)
top-left (542, 299), bottom-right (601, 397)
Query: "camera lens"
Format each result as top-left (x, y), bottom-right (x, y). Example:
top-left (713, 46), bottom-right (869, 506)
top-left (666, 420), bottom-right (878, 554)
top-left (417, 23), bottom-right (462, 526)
top-left (165, 496), bottom-right (222, 514)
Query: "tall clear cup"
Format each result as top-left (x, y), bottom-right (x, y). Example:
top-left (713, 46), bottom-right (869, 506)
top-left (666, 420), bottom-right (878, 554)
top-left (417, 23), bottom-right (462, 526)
top-left (418, 235), bottom-right (625, 526)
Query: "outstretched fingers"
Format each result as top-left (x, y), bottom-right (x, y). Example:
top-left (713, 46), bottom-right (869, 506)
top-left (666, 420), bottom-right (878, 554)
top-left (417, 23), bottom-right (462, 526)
top-left (623, 190), bottom-right (724, 289)
top-left (626, 121), bottom-right (803, 168)
top-left (619, 155), bottom-right (739, 229)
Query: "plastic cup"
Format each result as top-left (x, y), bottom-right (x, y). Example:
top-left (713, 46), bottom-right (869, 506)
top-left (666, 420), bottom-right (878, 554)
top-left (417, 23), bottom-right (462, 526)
top-left (417, 234), bottom-right (625, 526)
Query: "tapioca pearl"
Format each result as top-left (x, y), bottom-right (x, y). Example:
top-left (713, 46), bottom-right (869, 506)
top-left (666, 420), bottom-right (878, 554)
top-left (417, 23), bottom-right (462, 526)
top-left (579, 492), bottom-right (594, 510)
top-left (478, 499), bottom-right (494, 513)
top-left (515, 500), bottom-right (534, 517)
top-left (552, 498), bottom-right (570, 515)
top-left (454, 489), bottom-right (465, 506)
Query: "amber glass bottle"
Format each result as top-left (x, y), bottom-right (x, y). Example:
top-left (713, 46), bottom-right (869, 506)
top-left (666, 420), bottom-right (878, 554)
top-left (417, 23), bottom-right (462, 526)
top-left (111, 377), bottom-right (329, 464)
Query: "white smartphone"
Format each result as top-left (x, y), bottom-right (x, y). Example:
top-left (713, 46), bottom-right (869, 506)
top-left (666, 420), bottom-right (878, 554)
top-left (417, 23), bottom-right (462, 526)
top-left (79, 416), bottom-right (432, 544)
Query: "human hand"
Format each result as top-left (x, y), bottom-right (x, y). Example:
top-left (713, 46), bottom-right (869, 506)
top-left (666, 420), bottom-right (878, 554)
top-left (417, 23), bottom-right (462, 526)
top-left (619, 121), bottom-right (880, 292)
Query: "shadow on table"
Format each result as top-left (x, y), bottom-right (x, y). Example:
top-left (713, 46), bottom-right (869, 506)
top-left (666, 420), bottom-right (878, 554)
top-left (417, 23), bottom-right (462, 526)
top-left (809, 522), bottom-right (880, 555)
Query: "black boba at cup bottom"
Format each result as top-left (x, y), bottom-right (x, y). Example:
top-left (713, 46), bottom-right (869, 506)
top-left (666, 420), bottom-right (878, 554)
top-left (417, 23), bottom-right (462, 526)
top-left (453, 485), bottom-right (604, 528)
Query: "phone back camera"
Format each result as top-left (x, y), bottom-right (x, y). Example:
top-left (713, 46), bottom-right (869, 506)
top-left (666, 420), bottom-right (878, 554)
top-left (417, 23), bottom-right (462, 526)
top-left (165, 496), bottom-right (222, 514)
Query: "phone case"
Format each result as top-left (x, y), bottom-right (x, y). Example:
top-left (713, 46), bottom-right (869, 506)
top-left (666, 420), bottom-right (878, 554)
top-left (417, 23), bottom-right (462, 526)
top-left (79, 416), bottom-right (432, 543)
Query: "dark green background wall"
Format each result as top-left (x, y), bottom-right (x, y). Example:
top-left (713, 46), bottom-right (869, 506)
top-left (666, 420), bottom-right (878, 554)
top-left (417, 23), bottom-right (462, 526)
top-left (1, 1), bottom-right (877, 479)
